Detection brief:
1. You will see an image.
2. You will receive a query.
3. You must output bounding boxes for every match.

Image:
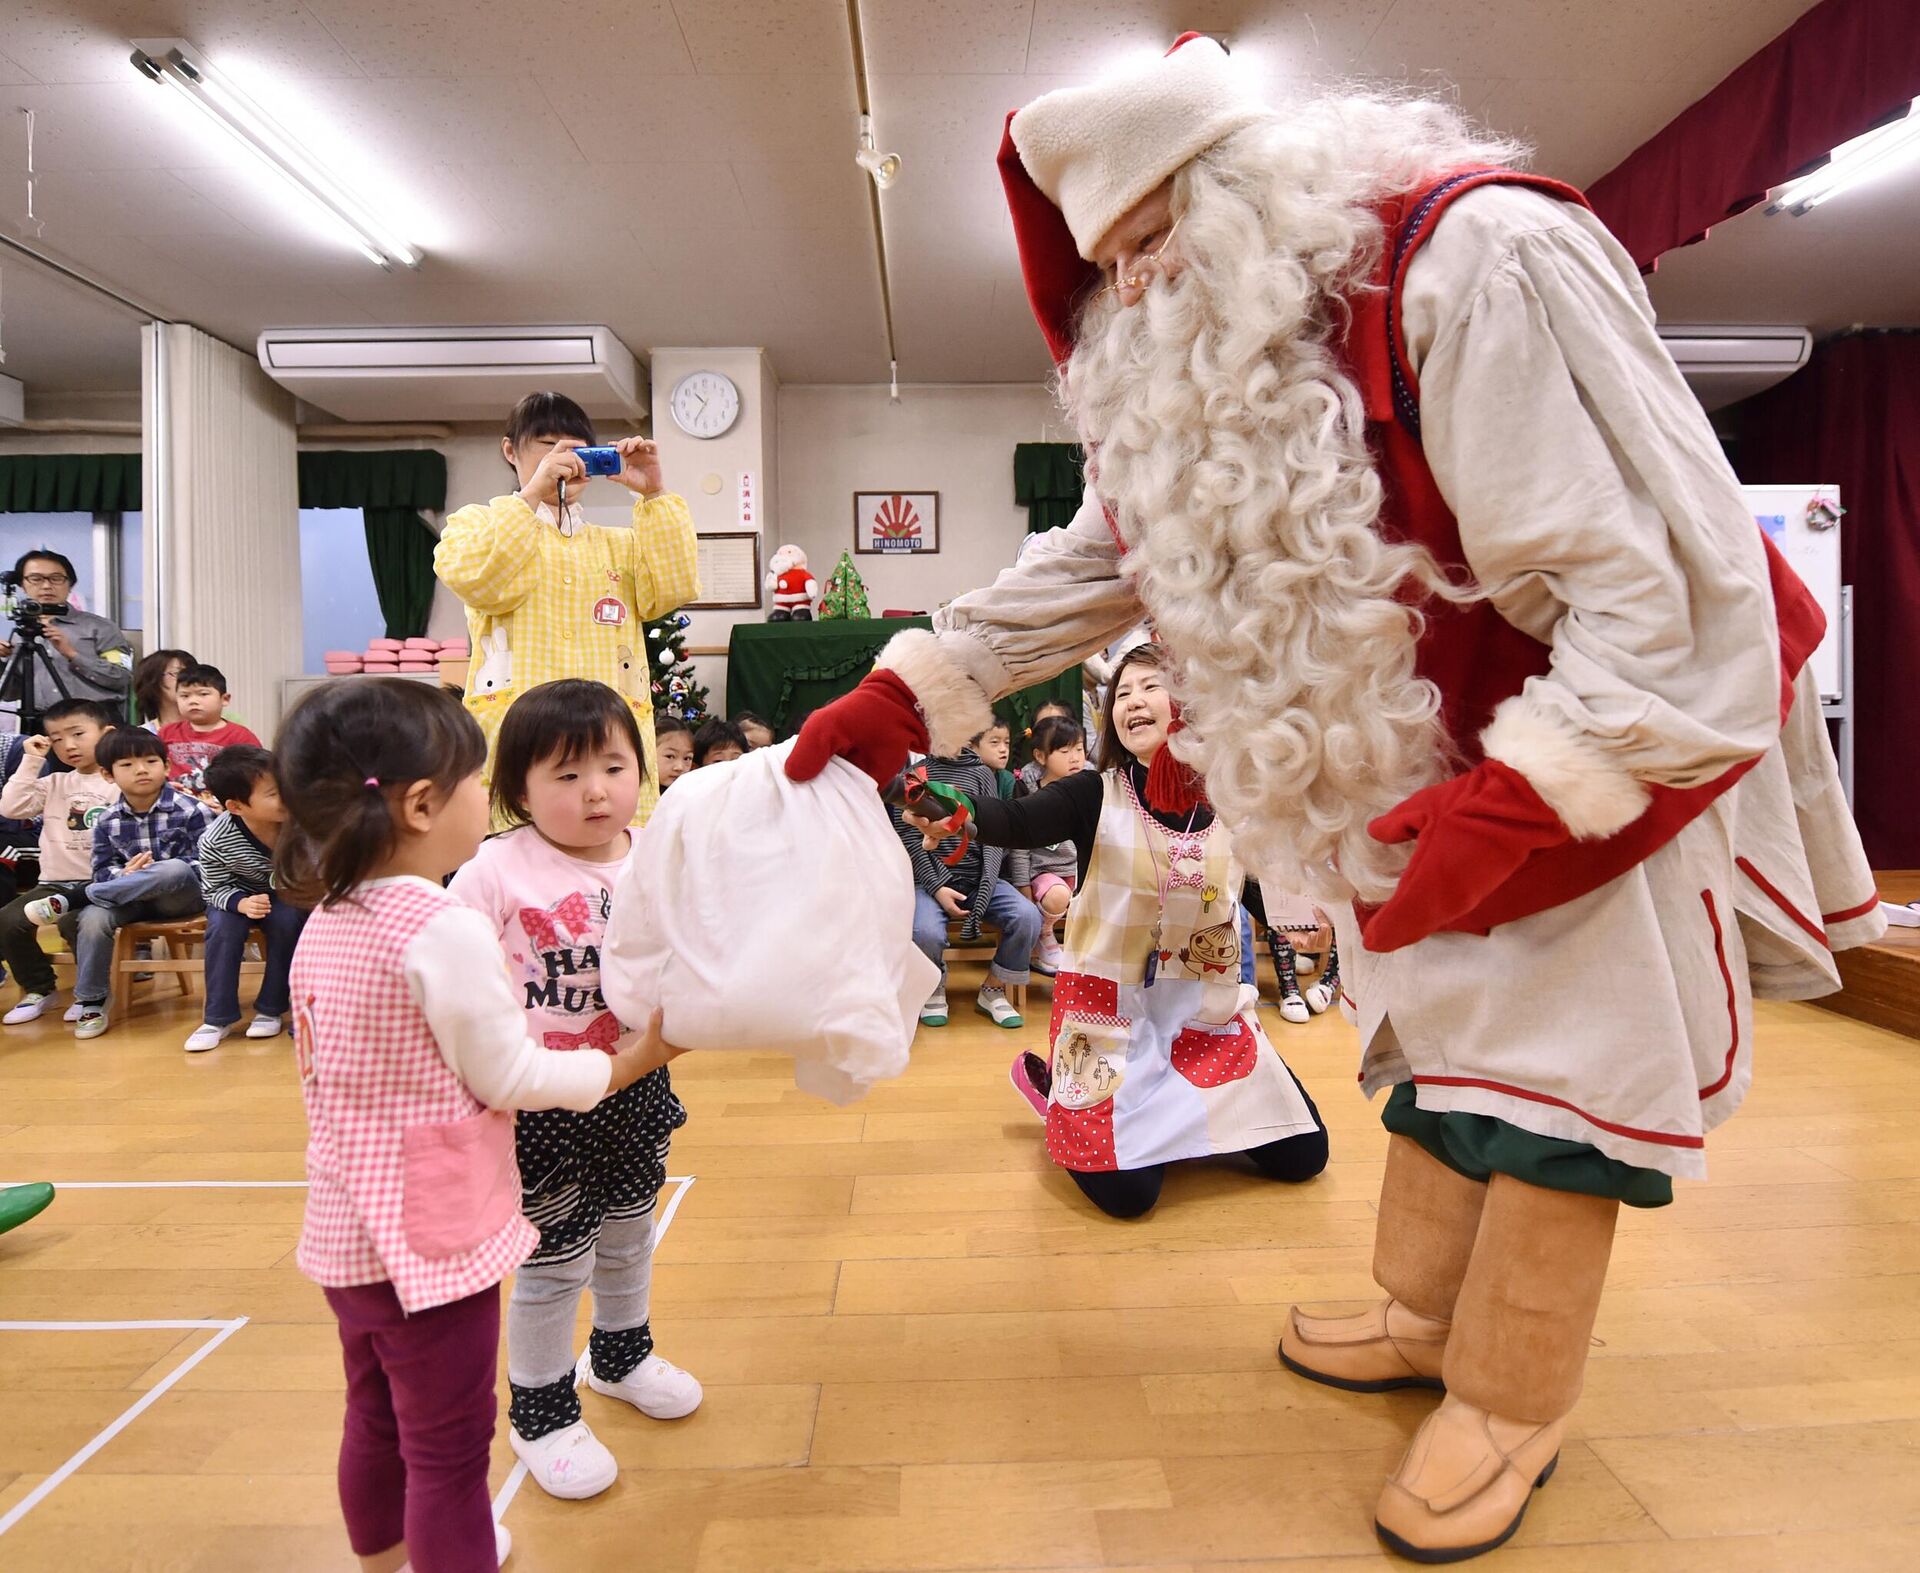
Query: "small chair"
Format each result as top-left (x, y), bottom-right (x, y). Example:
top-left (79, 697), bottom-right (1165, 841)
top-left (109, 918), bottom-right (206, 1022)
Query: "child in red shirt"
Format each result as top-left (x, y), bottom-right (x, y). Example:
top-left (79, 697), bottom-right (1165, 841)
top-left (157, 662), bottom-right (261, 789)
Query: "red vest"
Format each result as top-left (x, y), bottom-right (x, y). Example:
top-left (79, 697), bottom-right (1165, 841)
top-left (1341, 168), bottom-right (1827, 931)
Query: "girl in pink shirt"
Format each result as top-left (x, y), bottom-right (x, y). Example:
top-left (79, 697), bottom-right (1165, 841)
top-left (449, 680), bottom-right (700, 1503)
top-left (280, 679), bottom-right (673, 1573)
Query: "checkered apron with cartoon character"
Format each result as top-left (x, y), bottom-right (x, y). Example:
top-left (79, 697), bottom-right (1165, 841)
top-left (1045, 770), bottom-right (1319, 1172)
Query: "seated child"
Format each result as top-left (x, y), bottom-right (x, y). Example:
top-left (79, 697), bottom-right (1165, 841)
top-left (1019, 715), bottom-right (1088, 976)
top-left (184, 745), bottom-right (309, 1054)
top-left (159, 663), bottom-right (262, 791)
top-left (972, 716), bottom-right (1018, 800)
top-left (692, 718), bottom-right (747, 768)
top-left (55, 728), bottom-right (216, 1039)
top-left (731, 711), bottom-right (774, 751)
top-left (1015, 700), bottom-right (1078, 792)
top-left (0, 700), bottom-right (123, 1025)
top-left (654, 715), bottom-right (695, 791)
top-left (893, 726), bottom-right (1039, 1030)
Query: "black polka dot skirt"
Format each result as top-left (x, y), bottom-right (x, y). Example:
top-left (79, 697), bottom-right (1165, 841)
top-left (515, 1065), bottom-right (687, 1268)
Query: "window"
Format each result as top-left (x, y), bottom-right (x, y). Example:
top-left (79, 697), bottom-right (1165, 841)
top-left (299, 508), bottom-right (385, 673)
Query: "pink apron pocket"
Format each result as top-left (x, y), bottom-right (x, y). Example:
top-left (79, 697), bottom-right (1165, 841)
top-left (401, 1108), bottom-right (521, 1259)
top-left (1172, 1019), bottom-right (1259, 1088)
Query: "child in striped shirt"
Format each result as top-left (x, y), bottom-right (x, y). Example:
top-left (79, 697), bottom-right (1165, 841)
top-left (184, 745), bottom-right (310, 1054)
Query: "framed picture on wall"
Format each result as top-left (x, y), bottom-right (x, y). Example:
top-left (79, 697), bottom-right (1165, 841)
top-left (688, 531), bottom-right (763, 610)
top-left (854, 491), bottom-right (940, 554)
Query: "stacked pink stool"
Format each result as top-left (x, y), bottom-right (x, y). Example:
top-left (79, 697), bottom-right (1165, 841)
top-left (323, 637), bottom-right (470, 677)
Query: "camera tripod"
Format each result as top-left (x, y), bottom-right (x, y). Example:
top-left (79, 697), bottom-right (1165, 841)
top-left (0, 620), bottom-right (72, 734)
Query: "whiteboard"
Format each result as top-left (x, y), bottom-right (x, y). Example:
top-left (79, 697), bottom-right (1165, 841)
top-left (1742, 484), bottom-right (1844, 702)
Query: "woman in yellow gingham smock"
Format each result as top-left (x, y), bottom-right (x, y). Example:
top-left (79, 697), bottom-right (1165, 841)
top-left (436, 455), bottom-right (700, 827)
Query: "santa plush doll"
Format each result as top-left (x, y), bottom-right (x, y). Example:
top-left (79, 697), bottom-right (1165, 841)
top-left (784, 34), bottom-right (1883, 1563)
top-left (764, 544), bottom-right (818, 621)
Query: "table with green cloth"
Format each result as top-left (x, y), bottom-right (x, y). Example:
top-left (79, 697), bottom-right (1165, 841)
top-left (726, 619), bottom-right (1081, 744)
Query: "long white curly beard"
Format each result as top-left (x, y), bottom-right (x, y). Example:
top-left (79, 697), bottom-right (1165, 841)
top-left (1064, 121), bottom-right (1474, 903)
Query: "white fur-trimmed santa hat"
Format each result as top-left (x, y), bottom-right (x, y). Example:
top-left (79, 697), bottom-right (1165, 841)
top-left (1010, 33), bottom-right (1265, 260)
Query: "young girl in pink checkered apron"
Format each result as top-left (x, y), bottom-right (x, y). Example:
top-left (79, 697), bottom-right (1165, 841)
top-left (278, 678), bottom-right (678, 1573)
top-left (450, 680), bottom-right (699, 1504)
top-left (909, 644), bottom-right (1329, 1218)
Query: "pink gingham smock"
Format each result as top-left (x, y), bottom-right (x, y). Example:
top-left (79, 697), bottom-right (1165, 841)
top-left (293, 877), bottom-right (539, 1313)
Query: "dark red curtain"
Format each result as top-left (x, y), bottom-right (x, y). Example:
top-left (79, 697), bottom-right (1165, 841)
top-left (1736, 331), bottom-right (1920, 867)
top-left (1587, 0), bottom-right (1920, 271)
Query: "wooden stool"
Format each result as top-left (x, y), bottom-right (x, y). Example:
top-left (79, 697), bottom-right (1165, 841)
top-left (109, 918), bottom-right (206, 1022)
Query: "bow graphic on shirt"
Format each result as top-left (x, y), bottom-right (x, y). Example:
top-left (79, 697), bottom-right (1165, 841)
top-left (542, 1012), bottom-right (622, 1054)
top-left (519, 891), bottom-right (599, 952)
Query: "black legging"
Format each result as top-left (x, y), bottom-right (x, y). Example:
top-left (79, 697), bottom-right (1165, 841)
top-left (1068, 1065), bottom-right (1330, 1219)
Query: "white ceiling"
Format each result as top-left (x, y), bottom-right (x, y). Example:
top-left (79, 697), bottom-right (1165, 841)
top-left (1, 0), bottom-right (1908, 405)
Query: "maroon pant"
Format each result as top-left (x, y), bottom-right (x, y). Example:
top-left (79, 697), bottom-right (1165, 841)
top-left (324, 1280), bottom-right (500, 1573)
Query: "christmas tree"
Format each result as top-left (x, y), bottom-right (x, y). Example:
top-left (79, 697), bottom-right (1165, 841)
top-left (645, 611), bottom-right (709, 721)
top-left (819, 550), bottom-right (871, 620)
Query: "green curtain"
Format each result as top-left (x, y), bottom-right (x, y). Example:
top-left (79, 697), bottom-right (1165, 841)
top-left (301, 451), bottom-right (447, 641)
top-left (1013, 441), bottom-right (1085, 532)
top-left (0, 453), bottom-right (142, 513)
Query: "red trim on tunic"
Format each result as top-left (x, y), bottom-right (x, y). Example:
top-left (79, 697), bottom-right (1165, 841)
top-left (1734, 855), bottom-right (1829, 948)
top-left (1410, 1075), bottom-right (1705, 1149)
top-left (1698, 889), bottom-right (1740, 1100)
top-left (1822, 893), bottom-right (1881, 925)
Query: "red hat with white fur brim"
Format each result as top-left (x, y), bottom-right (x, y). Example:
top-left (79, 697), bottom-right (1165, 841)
top-left (1000, 33), bottom-right (1265, 365)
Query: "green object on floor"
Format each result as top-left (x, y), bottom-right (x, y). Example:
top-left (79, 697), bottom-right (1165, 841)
top-left (0, 1182), bottom-right (55, 1235)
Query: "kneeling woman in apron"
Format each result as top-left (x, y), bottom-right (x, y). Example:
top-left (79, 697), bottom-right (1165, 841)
top-left (911, 644), bottom-right (1328, 1218)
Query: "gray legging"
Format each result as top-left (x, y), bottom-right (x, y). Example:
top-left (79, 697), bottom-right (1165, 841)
top-left (506, 1204), bottom-right (656, 1391)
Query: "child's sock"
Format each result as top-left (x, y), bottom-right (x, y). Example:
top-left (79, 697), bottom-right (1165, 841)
top-left (508, 1372), bottom-right (583, 1440)
top-left (588, 1321), bottom-right (655, 1385)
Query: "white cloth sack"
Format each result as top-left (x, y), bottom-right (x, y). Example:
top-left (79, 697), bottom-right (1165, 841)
top-left (602, 739), bottom-right (939, 1105)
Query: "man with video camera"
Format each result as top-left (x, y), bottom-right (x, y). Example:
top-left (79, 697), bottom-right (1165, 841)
top-left (0, 549), bottom-right (135, 730)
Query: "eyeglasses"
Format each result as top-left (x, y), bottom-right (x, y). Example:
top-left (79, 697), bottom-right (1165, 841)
top-left (1092, 216), bottom-right (1183, 307)
top-left (21, 572), bottom-right (71, 589)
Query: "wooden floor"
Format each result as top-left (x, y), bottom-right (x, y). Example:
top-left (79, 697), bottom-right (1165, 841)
top-left (3, 962), bottom-right (1920, 1573)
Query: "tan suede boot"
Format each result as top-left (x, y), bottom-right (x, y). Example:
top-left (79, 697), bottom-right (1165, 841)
top-left (1374, 1173), bottom-right (1618, 1563)
top-left (1280, 1134), bottom-right (1486, 1392)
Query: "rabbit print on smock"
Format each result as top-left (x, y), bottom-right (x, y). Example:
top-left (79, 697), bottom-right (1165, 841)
top-left (435, 491), bottom-right (700, 828)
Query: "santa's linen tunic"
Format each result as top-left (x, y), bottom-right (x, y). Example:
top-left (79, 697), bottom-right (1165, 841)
top-left (923, 185), bottom-right (1882, 1179)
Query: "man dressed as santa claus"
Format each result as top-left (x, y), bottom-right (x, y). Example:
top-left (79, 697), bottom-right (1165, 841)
top-left (788, 35), bottom-right (1883, 1563)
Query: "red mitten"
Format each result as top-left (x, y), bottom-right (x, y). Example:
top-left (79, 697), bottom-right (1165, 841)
top-left (785, 669), bottom-right (929, 786)
top-left (1360, 760), bottom-right (1570, 953)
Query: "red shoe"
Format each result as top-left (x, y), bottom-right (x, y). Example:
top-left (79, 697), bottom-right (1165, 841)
top-left (1009, 1051), bottom-right (1050, 1118)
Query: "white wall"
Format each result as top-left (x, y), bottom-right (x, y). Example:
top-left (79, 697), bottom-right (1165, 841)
top-left (776, 381), bottom-right (1071, 616)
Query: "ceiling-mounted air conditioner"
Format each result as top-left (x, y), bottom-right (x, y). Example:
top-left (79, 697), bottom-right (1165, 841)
top-left (256, 326), bottom-right (645, 423)
top-left (1658, 325), bottom-right (1811, 412)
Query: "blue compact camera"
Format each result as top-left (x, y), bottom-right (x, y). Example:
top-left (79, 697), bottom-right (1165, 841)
top-left (573, 446), bottom-right (624, 477)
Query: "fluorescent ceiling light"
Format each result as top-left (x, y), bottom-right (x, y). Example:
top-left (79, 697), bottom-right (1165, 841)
top-left (130, 45), bottom-right (421, 269)
top-left (1769, 99), bottom-right (1920, 216)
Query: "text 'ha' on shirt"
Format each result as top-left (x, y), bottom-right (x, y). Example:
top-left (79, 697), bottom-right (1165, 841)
top-left (447, 825), bottom-right (635, 1053)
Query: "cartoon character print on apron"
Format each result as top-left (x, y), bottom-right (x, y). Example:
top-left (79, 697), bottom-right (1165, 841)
top-left (1045, 770), bottom-right (1319, 1172)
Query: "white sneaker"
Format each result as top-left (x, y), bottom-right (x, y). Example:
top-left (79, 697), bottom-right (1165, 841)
top-left (508, 1419), bottom-right (617, 1500)
top-left (1278, 993), bottom-right (1311, 1025)
top-left (74, 1006), bottom-right (109, 1041)
top-left (919, 987), bottom-right (948, 1027)
top-left (3, 993), bottom-right (49, 1025)
top-left (587, 1353), bottom-right (704, 1420)
top-left (976, 987), bottom-right (1023, 1029)
top-left (1031, 933), bottom-right (1065, 976)
top-left (244, 1013), bottom-right (283, 1039)
top-left (22, 895), bottom-right (69, 927)
top-left (62, 1001), bottom-right (83, 1023)
top-left (184, 1022), bottom-right (233, 1054)
top-left (1304, 980), bottom-right (1336, 1015)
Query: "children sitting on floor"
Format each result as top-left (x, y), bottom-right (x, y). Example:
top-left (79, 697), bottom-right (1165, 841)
top-left (692, 717), bottom-right (747, 767)
top-left (57, 728), bottom-right (216, 1039)
top-left (159, 663), bottom-right (262, 791)
top-left (184, 745), bottom-right (309, 1054)
top-left (1019, 714), bottom-right (1088, 977)
top-left (654, 715), bottom-right (695, 791)
top-left (0, 699), bottom-right (122, 1026)
top-left (894, 726), bottom-right (1040, 1031)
